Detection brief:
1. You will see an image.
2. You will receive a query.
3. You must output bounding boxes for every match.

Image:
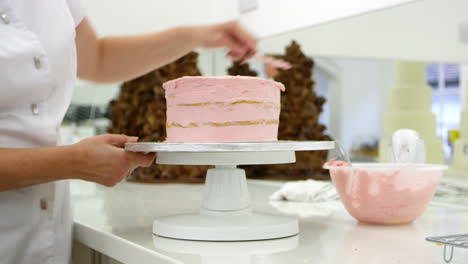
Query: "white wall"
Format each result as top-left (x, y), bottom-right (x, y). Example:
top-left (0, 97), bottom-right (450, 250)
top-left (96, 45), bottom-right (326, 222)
top-left (85, 0), bottom-right (468, 63)
top-left (87, 0), bottom-right (238, 36)
top-left (240, 0), bottom-right (415, 38)
top-left (329, 58), bottom-right (394, 152)
top-left (312, 58), bottom-right (343, 146)
top-left (257, 0), bottom-right (468, 63)
top-left (306, 57), bottom-right (394, 152)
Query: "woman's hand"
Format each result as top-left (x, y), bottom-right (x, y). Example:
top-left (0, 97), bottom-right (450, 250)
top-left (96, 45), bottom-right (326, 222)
top-left (192, 21), bottom-right (258, 62)
top-left (72, 134), bottom-right (155, 187)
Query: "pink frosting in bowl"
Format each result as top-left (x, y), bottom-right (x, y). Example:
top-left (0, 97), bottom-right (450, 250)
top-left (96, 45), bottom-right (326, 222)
top-left (324, 163), bottom-right (447, 225)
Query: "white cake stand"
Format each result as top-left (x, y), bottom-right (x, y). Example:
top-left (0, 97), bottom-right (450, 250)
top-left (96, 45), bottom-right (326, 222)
top-left (125, 141), bottom-right (334, 241)
top-left (153, 234), bottom-right (298, 264)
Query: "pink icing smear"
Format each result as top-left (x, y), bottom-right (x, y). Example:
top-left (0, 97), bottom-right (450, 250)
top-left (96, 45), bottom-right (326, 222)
top-left (166, 125), bottom-right (278, 143)
top-left (329, 164), bottom-right (442, 225)
top-left (325, 160), bottom-right (350, 167)
top-left (163, 76), bottom-right (285, 105)
top-left (254, 54), bottom-right (292, 70)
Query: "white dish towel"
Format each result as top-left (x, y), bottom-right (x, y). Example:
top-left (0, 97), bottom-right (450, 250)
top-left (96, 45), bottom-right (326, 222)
top-left (269, 180), bottom-right (340, 218)
top-left (270, 179), bottom-right (339, 203)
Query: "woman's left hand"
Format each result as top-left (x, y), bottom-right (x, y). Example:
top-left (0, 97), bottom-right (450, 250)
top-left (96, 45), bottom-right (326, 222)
top-left (193, 21), bottom-right (257, 62)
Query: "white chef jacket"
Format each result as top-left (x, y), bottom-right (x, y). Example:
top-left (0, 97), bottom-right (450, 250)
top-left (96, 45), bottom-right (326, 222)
top-left (0, 0), bottom-right (85, 263)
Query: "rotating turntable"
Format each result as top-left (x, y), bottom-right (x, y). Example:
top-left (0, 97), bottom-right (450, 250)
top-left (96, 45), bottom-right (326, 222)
top-left (125, 141), bottom-right (334, 241)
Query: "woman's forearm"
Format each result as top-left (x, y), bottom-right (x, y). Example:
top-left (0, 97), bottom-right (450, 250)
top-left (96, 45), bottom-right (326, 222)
top-left (76, 18), bottom-right (256, 83)
top-left (76, 18), bottom-right (199, 83)
top-left (0, 146), bottom-right (78, 191)
top-left (0, 134), bottom-right (155, 192)
top-left (82, 25), bottom-right (199, 83)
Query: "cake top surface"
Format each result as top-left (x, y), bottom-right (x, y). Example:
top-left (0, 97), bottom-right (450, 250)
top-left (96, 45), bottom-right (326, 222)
top-left (163, 76), bottom-right (286, 92)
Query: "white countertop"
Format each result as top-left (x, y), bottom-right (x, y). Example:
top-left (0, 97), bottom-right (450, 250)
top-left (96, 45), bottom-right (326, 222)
top-left (72, 178), bottom-right (468, 264)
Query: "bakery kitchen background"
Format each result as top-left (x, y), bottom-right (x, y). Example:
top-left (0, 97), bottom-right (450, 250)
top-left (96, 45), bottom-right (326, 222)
top-left (55, 1), bottom-right (468, 263)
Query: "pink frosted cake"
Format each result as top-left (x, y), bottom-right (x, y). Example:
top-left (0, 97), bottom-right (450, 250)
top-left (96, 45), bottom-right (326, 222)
top-left (163, 76), bottom-right (285, 142)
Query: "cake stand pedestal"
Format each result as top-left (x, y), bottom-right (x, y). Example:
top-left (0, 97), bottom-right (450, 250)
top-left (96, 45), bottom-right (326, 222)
top-left (153, 234), bottom-right (298, 264)
top-left (125, 141), bottom-right (334, 241)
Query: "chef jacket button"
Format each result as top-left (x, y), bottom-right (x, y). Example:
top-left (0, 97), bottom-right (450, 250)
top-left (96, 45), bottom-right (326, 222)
top-left (33, 56), bottom-right (42, 69)
top-left (0, 13), bottom-right (10, 24)
top-left (40, 199), bottom-right (48, 210)
top-left (31, 103), bottom-right (39, 115)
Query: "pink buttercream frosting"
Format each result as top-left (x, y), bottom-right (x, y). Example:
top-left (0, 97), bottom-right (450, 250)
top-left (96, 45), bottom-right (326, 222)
top-left (162, 76), bottom-right (285, 142)
top-left (328, 164), bottom-right (442, 225)
top-left (324, 160), bottom-right (350, 167)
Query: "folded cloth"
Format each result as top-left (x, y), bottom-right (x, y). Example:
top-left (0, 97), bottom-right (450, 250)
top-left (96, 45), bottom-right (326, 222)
top-left (269, 179), bottom-right (339, 203)
top-left (269, 180), bottom-right (340, 218)
top-left (269, 200), bottom-right (339, 218)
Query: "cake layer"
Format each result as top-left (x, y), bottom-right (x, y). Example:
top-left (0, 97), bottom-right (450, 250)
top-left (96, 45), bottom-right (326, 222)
top-left (163, 76), bottom-right (285, 143)
top-left (167, 102), bottom-right (279, 125)
top-left (383, 111), bottom-right (437, 139)
top-left (389, 86), bottom-right (432, 112)
top-left (166, 124), bottom-right (279, 142)
top-left (164, 76), bottom-right (285, 105)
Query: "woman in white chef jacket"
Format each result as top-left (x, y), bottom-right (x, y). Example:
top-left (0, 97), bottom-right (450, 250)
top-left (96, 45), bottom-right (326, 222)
top-left (0, 0), bottom-right (257, 263)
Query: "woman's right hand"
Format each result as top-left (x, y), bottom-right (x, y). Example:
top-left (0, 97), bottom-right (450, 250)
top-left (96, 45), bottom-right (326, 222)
top-left (72, 134), bottom-right (155, 187)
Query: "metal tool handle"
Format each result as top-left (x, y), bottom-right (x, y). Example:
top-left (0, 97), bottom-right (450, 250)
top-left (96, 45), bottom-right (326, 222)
top-left (444, 245), bottom-right (454, 263)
